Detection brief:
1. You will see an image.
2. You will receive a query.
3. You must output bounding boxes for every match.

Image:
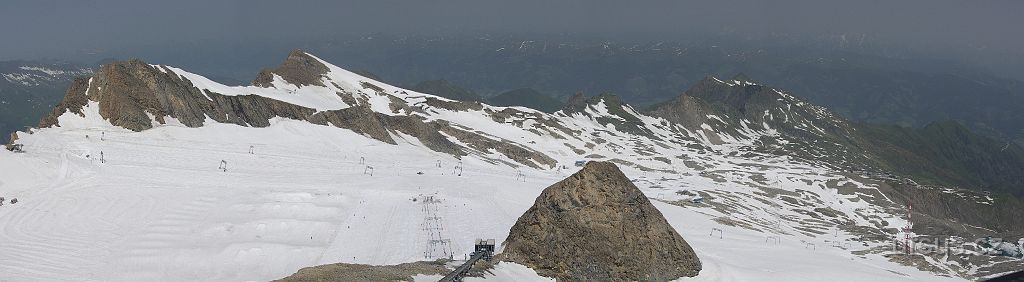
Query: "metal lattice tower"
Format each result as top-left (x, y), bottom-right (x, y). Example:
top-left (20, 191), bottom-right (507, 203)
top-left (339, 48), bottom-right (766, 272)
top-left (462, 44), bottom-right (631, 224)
top-left (421, 195), bottom-right (453, 259)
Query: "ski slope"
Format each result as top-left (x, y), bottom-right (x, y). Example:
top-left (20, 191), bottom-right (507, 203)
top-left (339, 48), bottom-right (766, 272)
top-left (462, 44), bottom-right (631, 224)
top-left (0, 118), bottom-right (961, 281)
top-left (0, 53), bottom-right (971, 281)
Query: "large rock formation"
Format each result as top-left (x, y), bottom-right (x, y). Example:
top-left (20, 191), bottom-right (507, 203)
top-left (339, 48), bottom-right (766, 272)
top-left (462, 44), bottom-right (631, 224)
top-left (252, 49), bottom-right (329, 87)
top-left (501, 161), bottom-right (701, 281)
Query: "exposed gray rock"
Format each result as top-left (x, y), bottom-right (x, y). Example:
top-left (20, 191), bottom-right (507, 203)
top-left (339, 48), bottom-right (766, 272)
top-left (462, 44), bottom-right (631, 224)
top-left (274, 260), bottom-right (449, 282)
top-left (40, 60), bottom-right (322, 132)
top-left (5, 132), bottom-right (19, 150)
top-left (421, 97), bottom-right (484, 112)
top-left (39, 77), bottom-right (91, 128)
top-left (310, 105), bottom-right (396, 144)
top-left (435, 121), bottom-right (555, 169)
top-left (562, 93), bottom-right (654, 137)
top-left (252, 49), bottom-right (328, 88)
top-left (379, 115), bottom-right (464, 156)
top-left (501, 161), bottom-right (701, 281)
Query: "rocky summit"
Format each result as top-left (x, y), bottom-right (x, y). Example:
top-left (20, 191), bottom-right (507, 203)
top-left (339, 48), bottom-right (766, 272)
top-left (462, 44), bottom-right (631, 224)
top-left (501, 161), bottom-right (701, 281)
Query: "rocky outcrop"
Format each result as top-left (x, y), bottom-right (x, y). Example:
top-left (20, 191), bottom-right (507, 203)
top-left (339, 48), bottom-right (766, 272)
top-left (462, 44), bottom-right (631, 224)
top-left (645, 93), bottom-right (713, 131)
top-left (310, 105), bottom-right (396, 144)
top-left (252, 50), bottom-right (328, 88)
top-left (206, 93), bottom-right (316, 127)
top-left (421, 97), bottom-right (484, 112)
top-left (379, 115), bottom-right (464, 156)
top-left (560, 93), bottom-right (654, 137)
top-left (563, 92), bottom-right (588, 112)
top-left (5, 132), bottom-right (18, 150)
top-left (501, 161), bottom-right (701, 281)
top-left (275, 260), bottom-right (448, 282)
top-left (435, 121), bottom-right (556, 169)
top-left (38, 77), bottom-right (92, 128)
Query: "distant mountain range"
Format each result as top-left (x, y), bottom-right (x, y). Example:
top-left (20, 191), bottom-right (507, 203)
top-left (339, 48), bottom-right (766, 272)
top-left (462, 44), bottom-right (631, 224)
top-left (0, 60), bottom-right (92, 139)
top-left (294, 35), bottom-right (1024, 146)
top-left (6, 35), bottom-right (1023, 146)
top-left (400, 72), bottom-right (1024, 198)
top-left (486, 88), bottom-right (563, 113)
top-left (409, 80), bottom-right (563, 113)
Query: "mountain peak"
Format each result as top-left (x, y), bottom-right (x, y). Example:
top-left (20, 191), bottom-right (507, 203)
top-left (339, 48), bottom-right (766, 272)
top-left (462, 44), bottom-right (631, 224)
top-left (252, 49), bottom-right (329, 88)
top-left (501, 161), bottom-right (701, 281)
top-left (695, 74), bottom-right (760, 89)
top-left (562, 92), bottom-right (622, 110)
top-left (564, 91), bottom-right (588, 110)
top-left (287, 49), bottom-right (310, 59)
top-left (731, 72), bottom-right (755, 84)
top-left (594, 92), bottom-right (622, 104)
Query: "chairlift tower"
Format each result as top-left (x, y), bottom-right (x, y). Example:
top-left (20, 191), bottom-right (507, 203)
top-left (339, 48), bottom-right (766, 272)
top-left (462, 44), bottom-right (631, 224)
top-left (453, 162), bottom-right (464, 176)
top-left (421, 195), bottom-right (453, 259)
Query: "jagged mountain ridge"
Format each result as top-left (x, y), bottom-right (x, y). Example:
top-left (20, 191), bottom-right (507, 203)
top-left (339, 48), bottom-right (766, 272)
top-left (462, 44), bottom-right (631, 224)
top-left (34, 51), bottom-right (558, 168)
top-left (646, 75), bottom-right (1024, 197)
top-left (298, 35), bottom-right (1024, 146)
top-left (36, 50), bottom-right (854, 173)
top-left (29, 50), bottom-right (1023, 195)
top-left (648, 75), bottom-right (860, 164)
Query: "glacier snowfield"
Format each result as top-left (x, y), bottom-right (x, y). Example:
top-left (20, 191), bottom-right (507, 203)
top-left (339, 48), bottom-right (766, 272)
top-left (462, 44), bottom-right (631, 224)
top-left (0, 117), bottom-right (960, 281)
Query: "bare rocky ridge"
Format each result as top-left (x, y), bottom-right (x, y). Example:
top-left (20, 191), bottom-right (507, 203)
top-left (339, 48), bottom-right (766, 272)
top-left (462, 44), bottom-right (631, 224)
top-left (39, 59), bottom-right (317, 131)
top-left (501, 161), bottom-right (701, 281)
top-left (646, 75), bottom-right (870, 170)
top-left (252, 49), bottom-right (329, 87)
top-left (38, 77), bottom-right (91, 128)
top-left (32, 51), bottom-right (557, 169)
top-left (309, 105), bottom-right (396, 144)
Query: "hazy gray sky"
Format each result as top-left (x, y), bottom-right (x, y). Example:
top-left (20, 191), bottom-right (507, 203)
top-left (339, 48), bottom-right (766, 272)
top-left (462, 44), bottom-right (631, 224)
top-left (3, 0), bottom-right (1022, 71)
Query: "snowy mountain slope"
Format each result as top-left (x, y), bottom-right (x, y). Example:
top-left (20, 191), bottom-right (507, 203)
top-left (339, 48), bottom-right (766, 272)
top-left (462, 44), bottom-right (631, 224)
top-left (0, 118), bottom-right (962, 282)
top-left (1, 50), bottom-right (1017, 281)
